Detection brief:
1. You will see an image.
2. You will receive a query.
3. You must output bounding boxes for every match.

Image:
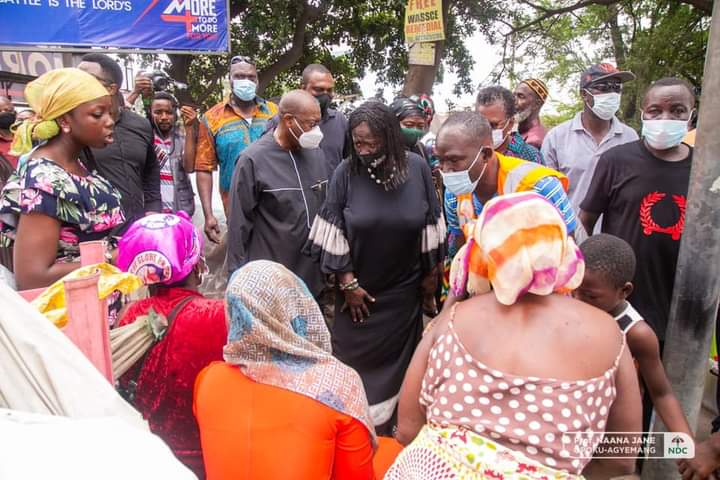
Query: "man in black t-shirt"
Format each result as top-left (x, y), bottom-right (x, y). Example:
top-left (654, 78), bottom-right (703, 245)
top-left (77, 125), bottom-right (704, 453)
top-left (579, 77), bottom-right (696, 343)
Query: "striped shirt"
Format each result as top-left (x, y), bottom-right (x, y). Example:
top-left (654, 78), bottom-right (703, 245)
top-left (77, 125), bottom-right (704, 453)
top-left (154, 133), bottom-right (181, 213)
top-left (445, 176), bottom-right (577, 259)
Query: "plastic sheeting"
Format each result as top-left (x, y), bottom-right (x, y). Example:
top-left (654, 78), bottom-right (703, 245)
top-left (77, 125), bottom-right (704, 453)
top-left (0, 283), bottom-right (145, 424)
top-left (0, 409), bottom-right (196, 480)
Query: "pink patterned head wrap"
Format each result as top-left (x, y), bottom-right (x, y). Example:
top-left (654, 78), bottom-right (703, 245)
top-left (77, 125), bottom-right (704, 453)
top-left (223, 260), bottom-right (377, 446)
top-left (449, 192), bottom-right (584, 305)
top-left (117, 212), bottom-right (203, 286)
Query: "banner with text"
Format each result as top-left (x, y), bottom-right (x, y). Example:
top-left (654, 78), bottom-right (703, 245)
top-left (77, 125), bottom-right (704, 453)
top-left (404, 0), bottom-right (445, 44)
top-left (0, 0), bottom-right (229, 53)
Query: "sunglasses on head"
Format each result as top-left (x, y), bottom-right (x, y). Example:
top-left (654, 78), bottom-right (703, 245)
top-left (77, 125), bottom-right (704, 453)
top-left (230, 55), bottom-right (255, 66)
top-left (89, 73), bottom-right (113, 87)
top-left (589, 81), bottom-right (622, 93)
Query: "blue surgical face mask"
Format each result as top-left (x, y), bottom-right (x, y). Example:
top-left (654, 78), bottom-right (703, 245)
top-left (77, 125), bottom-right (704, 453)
top-left (441, 148), bottom-right (487, 196)
top-left (232, 79), bottom-right (256, 102)
top-left (641, 112), bottom-right (692, 150)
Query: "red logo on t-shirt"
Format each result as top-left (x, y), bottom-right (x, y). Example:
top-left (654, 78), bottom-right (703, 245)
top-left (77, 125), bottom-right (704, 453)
top-left (639, 192), bottom-right (686, 240)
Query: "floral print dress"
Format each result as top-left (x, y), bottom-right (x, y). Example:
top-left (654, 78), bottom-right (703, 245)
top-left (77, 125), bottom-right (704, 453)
top-left (0, 157), bottom-right (125, 262)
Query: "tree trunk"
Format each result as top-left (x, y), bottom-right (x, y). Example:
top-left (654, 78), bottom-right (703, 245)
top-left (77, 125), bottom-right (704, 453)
top-left (607, 3), bottom-right (626, 69)
top-left (167, 54), bottom-right (193, 105)
top-left (401, 0), bottom-right (452, 96)
top-left (607, 3), bottom-right (637, 122)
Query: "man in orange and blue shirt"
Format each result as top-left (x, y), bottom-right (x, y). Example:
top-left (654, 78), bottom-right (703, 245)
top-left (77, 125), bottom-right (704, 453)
top-left (194, 56), bottom-right (278, 243)
top-left (435, 111), bottom-right (575, 306)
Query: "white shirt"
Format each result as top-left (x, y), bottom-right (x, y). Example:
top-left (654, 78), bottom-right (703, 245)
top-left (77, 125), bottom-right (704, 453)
top-left (541, 112), bottom-right (638, 215)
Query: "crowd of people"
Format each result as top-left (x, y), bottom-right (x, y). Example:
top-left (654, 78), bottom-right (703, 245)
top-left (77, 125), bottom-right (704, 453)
top-left (0, 52), bottom-right (715, 479)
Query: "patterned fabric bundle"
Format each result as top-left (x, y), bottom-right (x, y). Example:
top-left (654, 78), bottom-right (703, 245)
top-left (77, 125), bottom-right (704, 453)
top-left (11, 68), bottom-right (109, 156)
top-left (223, 260), bottom-right (377, 446)
top-left (449, 192), bottom-right (584, 305)
top-left (386, 424), bottom-right (584, 479)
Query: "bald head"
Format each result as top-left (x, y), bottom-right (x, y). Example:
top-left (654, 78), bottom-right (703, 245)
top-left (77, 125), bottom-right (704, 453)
top-left (279, 89), bottom-right (320, 117)
top-left (277, 90), bottom-right (321, 150)
top-left (438, 111), bottom-right (492, 148)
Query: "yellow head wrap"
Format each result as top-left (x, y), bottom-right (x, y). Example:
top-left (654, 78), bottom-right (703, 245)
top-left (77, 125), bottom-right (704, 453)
top-left (10, 68), bottom-right (110, 156)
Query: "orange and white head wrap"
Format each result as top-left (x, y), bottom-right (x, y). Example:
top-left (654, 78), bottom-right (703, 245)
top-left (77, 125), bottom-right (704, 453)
top-left (449, 192), bottom-right (584, 305)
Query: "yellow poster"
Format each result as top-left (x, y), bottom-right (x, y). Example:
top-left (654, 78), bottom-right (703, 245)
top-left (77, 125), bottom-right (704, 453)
top-left (409, 42), bottom-right (436, 66)
top-left (404, 0), bottom-right (445, 43)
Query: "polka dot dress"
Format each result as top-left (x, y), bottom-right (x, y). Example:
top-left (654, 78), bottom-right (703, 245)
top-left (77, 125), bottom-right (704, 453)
top-left (420, 317), bottom-right (625, 474)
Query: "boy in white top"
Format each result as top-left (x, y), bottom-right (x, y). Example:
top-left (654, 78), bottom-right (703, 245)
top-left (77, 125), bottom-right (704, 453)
top-left (574, 233), bottom-right (691, 439)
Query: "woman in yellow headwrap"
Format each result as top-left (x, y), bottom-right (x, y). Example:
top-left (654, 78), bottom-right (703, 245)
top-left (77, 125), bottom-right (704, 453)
top-left (0, 68), bottom-right (125, 290)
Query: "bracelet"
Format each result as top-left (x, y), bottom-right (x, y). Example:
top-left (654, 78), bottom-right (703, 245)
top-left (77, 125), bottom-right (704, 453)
top-left (339, 278), bottom-right (360, 291)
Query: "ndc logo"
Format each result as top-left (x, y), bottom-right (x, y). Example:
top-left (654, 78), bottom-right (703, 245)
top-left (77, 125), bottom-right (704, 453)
top-left (664, 433), bottom-right (694, 459)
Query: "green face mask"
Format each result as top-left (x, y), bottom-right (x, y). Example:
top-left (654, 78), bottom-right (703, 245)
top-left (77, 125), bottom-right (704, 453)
top-left (401, 127), bottom-right (425, 147)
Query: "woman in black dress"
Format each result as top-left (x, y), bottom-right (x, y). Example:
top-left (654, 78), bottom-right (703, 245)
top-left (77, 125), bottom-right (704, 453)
top-left (306, 101), bottom-right (445, 434)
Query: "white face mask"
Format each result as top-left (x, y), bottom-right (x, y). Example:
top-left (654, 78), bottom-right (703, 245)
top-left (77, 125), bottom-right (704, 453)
top-left (492, 119), bottom-right (511, 149)
top-left (291, 118), bottom-right (324, 149)
top-left (641, 111), bottom-right (693, 150)
top-left (441, 148), bottom-right (487, 196)
top-left (585, 91), bottom-right (621, 120)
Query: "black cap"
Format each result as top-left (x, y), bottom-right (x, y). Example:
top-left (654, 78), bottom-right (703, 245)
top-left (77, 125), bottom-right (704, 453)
top-left (580, 63), bottom-right (636, 90)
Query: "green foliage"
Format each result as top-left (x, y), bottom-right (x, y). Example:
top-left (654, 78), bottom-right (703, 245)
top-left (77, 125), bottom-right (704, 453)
top-left (541, 96), bottom-right (582, 129)
top-left (143, 0), bottom-right (502, 110)
top-left (125, 0), bottom-right (709, 116)
top-left (494, 0), bottom-right (709, 130)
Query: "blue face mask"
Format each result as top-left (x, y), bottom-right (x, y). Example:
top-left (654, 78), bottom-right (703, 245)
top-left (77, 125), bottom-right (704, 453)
top-left (641, 111), bottom-right (693, 150)
top-left (441, 148), bottom-right (487, 196)
top-left (233, 79), bottom-right (256, 102)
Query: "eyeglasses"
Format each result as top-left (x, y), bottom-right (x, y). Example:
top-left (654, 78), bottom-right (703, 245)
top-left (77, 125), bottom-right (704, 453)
top-left (230, 55), bottom-right (255, 66)
top-left (589, 82), bottom-right (622, 93)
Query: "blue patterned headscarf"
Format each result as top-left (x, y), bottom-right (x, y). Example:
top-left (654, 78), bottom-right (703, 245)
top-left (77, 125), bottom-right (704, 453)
top-left (223, 260), bottom-right (377, 445)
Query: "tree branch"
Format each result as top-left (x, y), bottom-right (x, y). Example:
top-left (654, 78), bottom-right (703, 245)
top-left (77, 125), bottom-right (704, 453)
top-left (511, 0), bottom-right (710, 37)
top-left (606, 3), bottom-right (626, 68)
top-left (229, 0), bottom-right (249, 19)
top-left (682, 0), bottom-right (712, 15)
top-left (256, 0), bottom-right (323, 93)
top-left (509, 0), bottom-right (621, 35)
